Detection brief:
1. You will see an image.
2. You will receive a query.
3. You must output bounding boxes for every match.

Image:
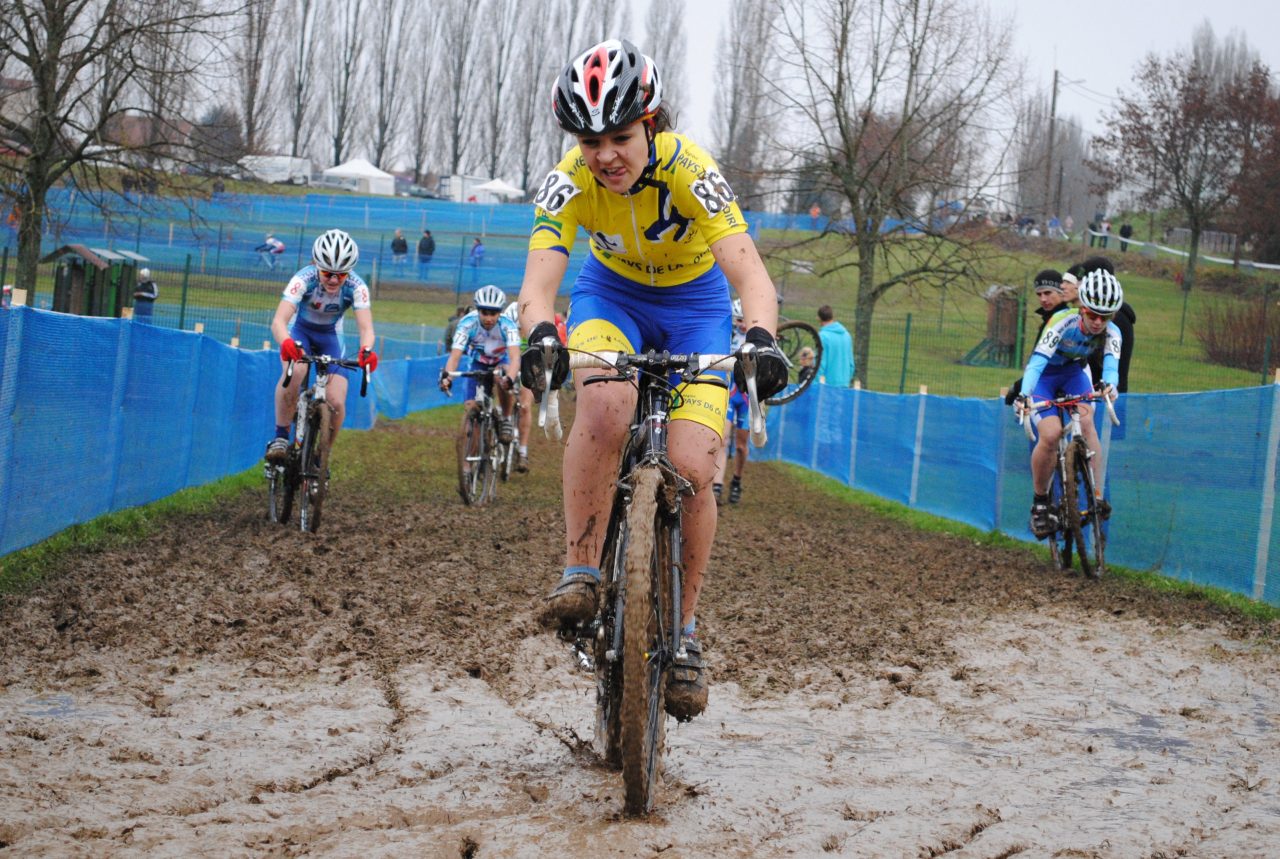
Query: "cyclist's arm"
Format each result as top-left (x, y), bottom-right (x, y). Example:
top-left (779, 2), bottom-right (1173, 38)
top-left (443, 347), bottom-right (464, 376)
top-left (505, 345), bottom-right (521, 384)
top-left (711, 233), bottom-right (777, 335)
top-left (271, 299), bottom-right (298, 346)
top-left (516, 249), bottom-right (569, 338)
top-left (353, 306), bottom-right (374, 354)
top-left (1021, 353), bottom-right (1050, 399)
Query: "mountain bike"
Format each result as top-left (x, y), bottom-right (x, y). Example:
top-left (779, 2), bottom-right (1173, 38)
top-left (445, 367), bottom-right (513, 506)
top-left (1019, 390), bottom-right (1119, 578)
top-left (534, 342), bottom-right (766, 815)
top-left (498, 398), bottom-right (523, 482)
top-left (766, 319), bottom-right (822, 405)
top-left (266, 354), bottom-right (368, 533)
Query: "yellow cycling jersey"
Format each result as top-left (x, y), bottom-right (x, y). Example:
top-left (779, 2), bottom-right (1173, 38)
top-left (527, 132), bottom-right (749, 287)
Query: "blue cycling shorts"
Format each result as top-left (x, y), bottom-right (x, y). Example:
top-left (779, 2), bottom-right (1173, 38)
top-left (726, 388), bottom-right (749, 431)
top-left (463, 357), bottom-right (506, 401)
top-left (566, 256), bottom-right (732, 435)
top-left (290, 321), bottom-right (352, 378)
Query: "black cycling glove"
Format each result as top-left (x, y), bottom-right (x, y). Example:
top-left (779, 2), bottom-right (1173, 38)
top-left (734, 326), bottom-right (789, 401)
top-left (520, 321), bottom-right (570, 393)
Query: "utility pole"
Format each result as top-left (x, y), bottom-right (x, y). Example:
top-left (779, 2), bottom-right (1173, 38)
top-left (1044, 69), bottom-right (1059, 223)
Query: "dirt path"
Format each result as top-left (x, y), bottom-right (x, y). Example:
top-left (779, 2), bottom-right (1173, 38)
top-left (2, 417), bottom-right (1277, 857)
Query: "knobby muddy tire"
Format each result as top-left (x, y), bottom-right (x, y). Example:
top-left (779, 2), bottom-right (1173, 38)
top-left (620, 466), bottom-right (670, 815)
top-left (1062, 440), bottom-right (1092, 576)
top-left (299, 405), bottom-right (332, 533)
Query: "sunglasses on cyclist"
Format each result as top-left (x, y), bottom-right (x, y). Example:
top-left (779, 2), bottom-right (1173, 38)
top-left (477, 308), bottom-right (501, 316)
top-left (1080, 307), bottom-right (1115, 322)
top-left (319, 269), bottom-right (349, 281)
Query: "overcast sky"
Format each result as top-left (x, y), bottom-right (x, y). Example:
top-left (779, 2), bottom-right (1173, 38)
top-left (670, 0), bottom-right (1280, 146)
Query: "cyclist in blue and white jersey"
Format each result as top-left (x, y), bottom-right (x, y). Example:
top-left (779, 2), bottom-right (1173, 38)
top-left (1017, 269), bottom-right (1124, 537)
top-left (439, 285), bottom-right (522, 446)
top-left (265, 229), bottom-right (377, 463)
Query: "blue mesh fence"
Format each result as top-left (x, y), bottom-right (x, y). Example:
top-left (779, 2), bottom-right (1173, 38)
top-left (3, 305), bottom-right (1277, 605)
top-left (761, 381), bottom-right (1280, 605)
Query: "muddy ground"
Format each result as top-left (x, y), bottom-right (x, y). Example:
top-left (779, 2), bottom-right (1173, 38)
top-left (2, 413), bottom-right (1278, 858)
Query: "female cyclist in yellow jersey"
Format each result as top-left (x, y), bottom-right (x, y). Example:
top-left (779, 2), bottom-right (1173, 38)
top-left (517, 39), bottom-right (787, 719)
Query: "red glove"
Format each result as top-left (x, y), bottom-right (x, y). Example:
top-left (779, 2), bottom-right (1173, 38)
top-left (358, 347), bottom-right (378, 372)
top-left (280, 339), bottom-right (305, 362)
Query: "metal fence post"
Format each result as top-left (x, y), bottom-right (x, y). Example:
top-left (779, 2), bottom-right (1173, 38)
top-left (213, 225), bottom-right (223, 293)
top-left (178, 254), bottom-right (191, 331)
top-left (898, 313), bottom-right (912, 394)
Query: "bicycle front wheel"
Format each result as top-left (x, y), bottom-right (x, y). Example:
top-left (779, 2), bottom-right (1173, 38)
top-left (1062, 440), bottom-right (1092, 576)
top-left (765, 320), bottom-right (823, 406)
top-left (299, 405), bottom-right (332, 533)
top-left (458, 411), bottom-right (484, 505)
top-left (1072, 440), bottom-right (1106, 578)
top-left (268, 463), bottom-right (295, 525)
top-left (620, 465), bottom-right (673, 816)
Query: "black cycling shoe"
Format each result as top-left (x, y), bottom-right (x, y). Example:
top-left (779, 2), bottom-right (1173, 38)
top-left (1094, 496), bottom-right (1112, 520)
top-left (1029, 502), bottom-right (1058, 538)
top-left (728, 478), bottom-right (742, 504)
top-left (665, 635), bottom-right (708, 721)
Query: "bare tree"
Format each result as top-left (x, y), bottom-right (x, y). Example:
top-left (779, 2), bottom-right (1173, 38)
top-left (1091, 22), bottom-right (1268, 291)
top-left (476, 0), bottom-right (522, 179)
top-left (284, 0), bottom-right (320, 158)
top-left (437, 0), bottom-right (480, 175)
top-left (404, 13), bottom-right (441, 184)
top-left (234, 0), bottom-right (278, 154)
top-left (644, 0), bottom-right (685, 110)
top-left (508, 3), bottom-right (564, 195)
top-left (0, 0), bottom-right (234, 293)
top-left (325, 0), bottom-right (365, 166)
top-left (711, 0), bottom-right (778, 208)
top-left (770, 0), bottom-right (1022, 385)
top-left (368, 0), bottom-right (409, 170)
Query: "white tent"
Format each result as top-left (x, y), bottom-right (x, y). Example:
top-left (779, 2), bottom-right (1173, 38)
top-left (471, 177), bottom-right (525, 198)
top-left (321, 158), bottom-right (396, 196)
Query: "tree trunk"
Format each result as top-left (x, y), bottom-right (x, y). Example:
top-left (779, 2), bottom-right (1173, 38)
top-left (14, 175), bottom-right (48, 295)
top-left (852, 235), bottom-right (878, 387)
top-left (1185, 225), bottom-right (1202, 292)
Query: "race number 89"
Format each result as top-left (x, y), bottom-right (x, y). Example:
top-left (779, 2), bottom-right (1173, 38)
top-left (691, 170), bottom-right (736, 215)
top-left (533, 170), bottom-right (580, 214)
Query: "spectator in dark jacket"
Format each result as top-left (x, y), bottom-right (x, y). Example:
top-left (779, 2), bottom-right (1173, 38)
top-left (1004, 268), bottom-right (1070, 405)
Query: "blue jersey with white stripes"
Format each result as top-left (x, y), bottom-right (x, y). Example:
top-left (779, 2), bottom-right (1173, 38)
top-left (1022, 309), bottom-right (1121, 395)
top-left (281, 265), bottom-right (371, 334)
top-left (450, 311), bottom-right (520, 365)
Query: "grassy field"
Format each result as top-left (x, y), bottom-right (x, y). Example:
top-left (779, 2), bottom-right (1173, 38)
top-left (18, 223), bottom-right (1275, 396)
top-left (755, 230), bottom-right (1270, 396)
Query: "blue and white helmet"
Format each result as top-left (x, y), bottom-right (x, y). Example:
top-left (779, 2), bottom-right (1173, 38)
top-left (501, 301), bottom-right (519, 324)
top-left (1078, 270), bottom-right (1123, 314)
top-left (473, 284), bottom-right (506, 311)
top-left (312, 229), bottom-right (358, 272)
top-left (731, 298), bottom-right (743, 320)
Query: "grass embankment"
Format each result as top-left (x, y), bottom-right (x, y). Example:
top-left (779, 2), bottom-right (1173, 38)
top-left (756, 230), bottom-right (1269, 396)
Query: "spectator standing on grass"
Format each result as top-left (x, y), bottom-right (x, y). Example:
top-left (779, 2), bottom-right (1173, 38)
top-left (132, 267), bottom-right (158, 323)
top-left (390, 228), bottom-right (409, 272)
top-left (418, 229), bottom-right (436, 281)
top-left (1100, 219), bottom-right (1112, 249)
top-left (817, 305), bottom-right (854, 387)
top-left (1118, 222), bottom-right (1133, 253)
top-left (469, 237), bottom-right (485, 285)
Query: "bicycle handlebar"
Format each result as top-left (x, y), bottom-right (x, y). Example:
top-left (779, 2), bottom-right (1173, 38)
top-left (1016, 390), bottom-right (1120, 440)
top-left (537, 348), bottom-right (767, 448)
top-left (440, 367), bottom-right (513, 399)
top-left (283, 353), bottom-right (369, 397)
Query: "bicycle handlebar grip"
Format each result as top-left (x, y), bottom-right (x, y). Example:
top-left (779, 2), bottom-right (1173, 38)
top-left (282, 360), bottom-right (295, 388)
top-left (360, 366), bottom-right (369, 398)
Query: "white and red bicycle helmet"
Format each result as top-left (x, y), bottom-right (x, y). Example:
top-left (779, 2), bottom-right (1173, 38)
top-left (552, 39), bottom-right (662, 135)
